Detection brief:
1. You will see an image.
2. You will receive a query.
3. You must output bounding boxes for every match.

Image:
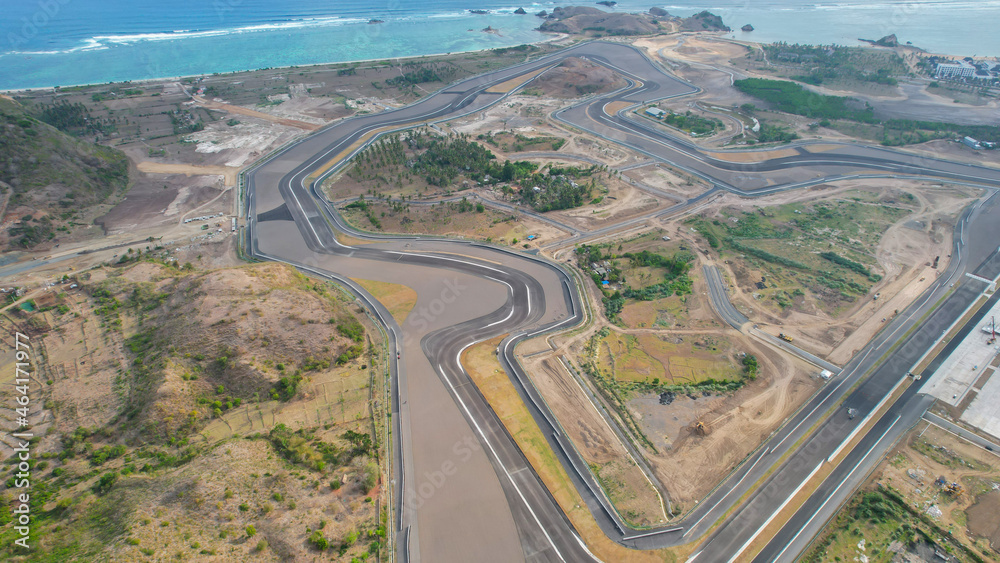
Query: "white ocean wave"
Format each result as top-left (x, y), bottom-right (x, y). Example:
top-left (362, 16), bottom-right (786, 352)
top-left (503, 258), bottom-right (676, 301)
top-left (9, 16), bottom-right (372, 55)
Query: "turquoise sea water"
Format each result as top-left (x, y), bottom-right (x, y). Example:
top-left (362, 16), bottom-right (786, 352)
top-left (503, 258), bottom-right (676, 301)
top-left (1, 1), bottom-right (998, 91)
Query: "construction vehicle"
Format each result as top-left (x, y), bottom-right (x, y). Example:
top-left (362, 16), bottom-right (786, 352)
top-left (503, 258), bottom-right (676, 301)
top-left (944, 481), bottom-right (965, 497)
top-left (778, 333), bottom-right (794, 343)
top-left (693, 421), bottom-right (708, 436)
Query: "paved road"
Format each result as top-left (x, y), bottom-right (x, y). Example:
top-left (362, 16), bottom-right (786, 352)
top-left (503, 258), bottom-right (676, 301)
top-left (702, 264), bottom-right (843, 373)
top-left (702, 265), bottom-right (748, 329)
top-left (242, 39), bottom-right (1000, 562)
top-left (755, 264), bottom-right (1000, 563)
top-left (923, 412), bottom-right (1000, 454)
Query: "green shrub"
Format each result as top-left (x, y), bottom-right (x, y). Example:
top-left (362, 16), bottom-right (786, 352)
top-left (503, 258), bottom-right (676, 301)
top-left (309, 530), bottom-right (328, 550)
top-left (336, 318), bottom-right (365, 343)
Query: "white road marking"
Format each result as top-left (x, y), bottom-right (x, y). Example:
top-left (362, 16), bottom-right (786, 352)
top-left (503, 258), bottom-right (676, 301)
top-left (441, 345), bottom-right (572, 563)
top-left (771, 414), bottom-right (902, 563)
top-left (721, 461), bottom-right (825, 563)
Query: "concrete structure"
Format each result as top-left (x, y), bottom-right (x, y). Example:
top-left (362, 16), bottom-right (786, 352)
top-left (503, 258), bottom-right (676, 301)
top-left (925, 295), bottom-right (1000, 408)
top-left (645, 107), bottom-right (666, 118)
top-left (963, 136), bottom-right (982, 150)
top-left (936, 61), bottom-right (976, 78)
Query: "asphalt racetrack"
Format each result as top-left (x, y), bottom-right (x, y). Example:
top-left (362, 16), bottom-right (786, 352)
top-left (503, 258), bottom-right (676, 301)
top-left (244, 41), bottom-right (1000, 562)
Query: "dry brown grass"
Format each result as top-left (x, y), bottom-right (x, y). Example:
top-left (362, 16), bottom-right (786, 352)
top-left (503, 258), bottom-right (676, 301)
top-left (0, 259), bottom-right (385, 562)
top-left (351, 277), bottom-right (417, 324)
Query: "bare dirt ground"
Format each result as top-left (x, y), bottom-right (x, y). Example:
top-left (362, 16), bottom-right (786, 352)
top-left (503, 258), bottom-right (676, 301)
top-left (543, 177), bottom-right (671, 233)
top-left (526, 57), bottom-right (627, 98)
top-left (641, 333), bottom-right (811, 504)
top-left (532, 311), bottom-right (820, 508)
top-left (135, 162), bottom-right (240, 187)
top-left (865, 421), bottom-right (1000, 557)
top-left (449, 93), bottom-right (643, 170)
top-left (192, 95), bottom-right (322, 130)
top-left (631, 338), bottom-right (818, 508)
top-left (622, 163), bottom-right (711, 201)
top-left (524, 355), bottom-right (667, 526)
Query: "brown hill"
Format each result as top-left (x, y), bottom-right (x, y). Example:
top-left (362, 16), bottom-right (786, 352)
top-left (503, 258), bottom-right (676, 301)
top-left (679, 10), bottom-right (730, 32)
top-left (1, 259), bottom-right (387, 562)
top-left (0, 97), bottom-right (129, 249)
top-left (538, 6), bottom-right (662, 36)
top-left (69, 261), bottom-right (373, 441)
top-left (530, 57), bottom-right (627, 97)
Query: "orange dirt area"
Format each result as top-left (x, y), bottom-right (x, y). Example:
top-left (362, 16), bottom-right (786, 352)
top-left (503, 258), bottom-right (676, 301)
top-left (486, 65), bottom-right (555, 94)
top-left (461, 336), bottom-right (689, 562)
top-left (604, 101), bottom-right (634, 115)
top-left (705, 148), bottom-right (799, 162)
top-left (309, 133), bottom-right (377, 181)
top-left (193, 95), bottom-right (320, 130)
top-left (136, 161), bottom-right (240, 186)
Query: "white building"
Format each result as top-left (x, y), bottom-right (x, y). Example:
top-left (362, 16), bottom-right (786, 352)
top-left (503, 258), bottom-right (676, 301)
top-left (936, 61), bottom-right (976, 78)
top-left (645, 107), bottom-right (666, 118)
top-left (963, 136), bottom-right (982, 150)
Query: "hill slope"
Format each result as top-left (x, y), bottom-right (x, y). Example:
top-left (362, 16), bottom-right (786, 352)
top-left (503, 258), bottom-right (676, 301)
top-left (538, 6), bottom-right (663, 36)
top-left (0, 97), bottom-right (129, 249)
top-left (0, 260), bottom-right (388, 562)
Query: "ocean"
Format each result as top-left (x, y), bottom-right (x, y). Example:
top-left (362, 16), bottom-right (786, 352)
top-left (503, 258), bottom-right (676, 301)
top-left (2, 0), bottom-right (998, 91)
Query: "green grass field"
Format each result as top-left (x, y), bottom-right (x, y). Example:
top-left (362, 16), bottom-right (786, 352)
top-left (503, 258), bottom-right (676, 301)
top-left (598, 332), bottom-right (740, 385)
top-left (689, 192), bottom-right (914, 313)
top-left (803, 487), bottom-right (987, 563)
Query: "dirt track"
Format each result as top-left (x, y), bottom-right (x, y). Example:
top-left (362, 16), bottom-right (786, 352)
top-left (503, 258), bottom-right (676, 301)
top-left (193, 95), bottom-right (320, 130)
top-left (136, 161), bottom-right (240, 186)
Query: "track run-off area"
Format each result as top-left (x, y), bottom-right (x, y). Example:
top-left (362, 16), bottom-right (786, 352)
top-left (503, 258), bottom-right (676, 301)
top-left (242, 40), bottom-right (1000, 562)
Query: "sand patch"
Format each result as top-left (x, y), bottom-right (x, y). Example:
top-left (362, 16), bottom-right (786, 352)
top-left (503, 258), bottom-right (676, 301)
top-left (350, 278), bottom-right (417, 324)
top-left (604, 101), bottom-right (634, 115)
top-left (706, 148), bottom-right (799, 162)
top-left (193, 95), bottom-right (320, 130)
top-left (136, 161), bottom-right (239, 186)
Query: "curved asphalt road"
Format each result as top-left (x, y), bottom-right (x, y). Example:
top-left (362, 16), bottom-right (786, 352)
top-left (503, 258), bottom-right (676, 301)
top-left (244, 39), bottom-right (1000, 562)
